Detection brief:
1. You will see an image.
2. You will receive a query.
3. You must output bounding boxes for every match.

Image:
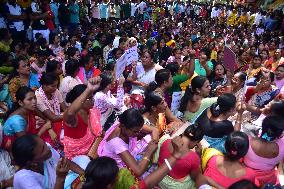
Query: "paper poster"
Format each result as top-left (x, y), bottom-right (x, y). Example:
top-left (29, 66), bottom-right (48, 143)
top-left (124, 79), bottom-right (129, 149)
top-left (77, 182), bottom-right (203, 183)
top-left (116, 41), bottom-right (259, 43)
top-left (115, 55), bottom-right (127, 79)
top-left (125, 45), bottom-right (138, 66)
top-left (115, 45), bottom-right (138, 78)
top-left (224, 46), bottom-right (237, 72)
top-left (171, 91), bottom-right (183, 113)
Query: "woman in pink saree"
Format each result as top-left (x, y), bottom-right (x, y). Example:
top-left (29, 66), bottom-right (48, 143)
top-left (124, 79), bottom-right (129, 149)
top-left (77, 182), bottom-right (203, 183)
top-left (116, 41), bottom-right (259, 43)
top-left (98, 109), bottom-right (157, 177)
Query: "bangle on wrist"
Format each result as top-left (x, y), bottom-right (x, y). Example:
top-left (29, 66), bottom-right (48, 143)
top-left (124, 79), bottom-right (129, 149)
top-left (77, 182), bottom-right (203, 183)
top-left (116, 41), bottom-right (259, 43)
top-left (142, 156), bottom-right (150, 163)
top-left (164, 159), bottom-right (172, 171)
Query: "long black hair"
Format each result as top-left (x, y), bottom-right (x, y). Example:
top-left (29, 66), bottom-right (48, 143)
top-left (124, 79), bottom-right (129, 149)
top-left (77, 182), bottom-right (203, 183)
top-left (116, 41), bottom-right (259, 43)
top-left (118, 108), bottom-right (144, 129)
top-left (179, 76), bottom-right (208, 112)
top-left (210, 93), bottom-right (236, 117)
top-left (261, 116), bottom-right (284, 141)
top-left (146, 69), bottom-right (171, 94)
top-left (225, 131), bottom-right (249, 161)
top-left (12, 134), bottom-right (37, 168)
top-left (96, 71), bottom-right (113, 92)
top-left (183, 123), bottom-right (204, 142)
top-left (82, 157), bottom-right (119, 189)
top-left (66, 84), bottom-right (87, 104)
top-left (144, 91), bottom-right (163, 112)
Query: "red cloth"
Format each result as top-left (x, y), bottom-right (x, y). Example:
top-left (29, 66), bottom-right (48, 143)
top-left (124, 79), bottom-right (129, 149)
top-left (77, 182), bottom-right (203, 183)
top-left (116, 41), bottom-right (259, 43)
top-left (204, 156), bottom-right (256, 188)
top-left (44, 4), bottom-right (55, 30)
top-left (252, 168), bottom-right (279, 187)
top-left (245, 87), bottom-right (256, 103)
top-left (158, 139), bottom-right (200, 179)
top-left (63, 115), bottom-right (88, 139)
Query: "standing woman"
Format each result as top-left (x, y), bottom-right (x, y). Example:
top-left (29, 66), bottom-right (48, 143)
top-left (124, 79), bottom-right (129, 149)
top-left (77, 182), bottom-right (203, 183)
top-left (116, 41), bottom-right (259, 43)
top-left (35, 72), bottom-right (66, 149)
top-left (94, 72), bottom-right (125, 131)
top-left (178, 76), bottom-right (216, 123)
top-left (8, 56), bottom-right (40, 103)
top-left (63, 77), bottom-right (101, 159)
top-left (2, 87), bottom-right (51, 150)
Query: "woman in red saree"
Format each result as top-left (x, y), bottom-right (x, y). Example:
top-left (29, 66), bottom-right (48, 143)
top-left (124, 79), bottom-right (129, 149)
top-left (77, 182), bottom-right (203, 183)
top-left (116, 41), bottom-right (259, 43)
top-left (63, 77), bottom-right (101, 159)
top-left (2, 86), bottom-right (51, 150)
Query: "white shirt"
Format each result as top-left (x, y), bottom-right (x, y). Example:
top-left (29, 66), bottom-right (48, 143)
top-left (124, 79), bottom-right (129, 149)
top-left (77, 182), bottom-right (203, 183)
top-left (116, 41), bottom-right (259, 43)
top-left (131, 2), bottom-right (137, 17)
top-left (6, 3), bottom-right (24, 31)
top-left (137, 1), bottom-right (146, 15)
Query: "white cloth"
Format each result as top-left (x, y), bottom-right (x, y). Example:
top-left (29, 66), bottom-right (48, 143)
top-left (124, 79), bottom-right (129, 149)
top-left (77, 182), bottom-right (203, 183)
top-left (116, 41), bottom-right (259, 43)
top-left (6, 3), bottom-right (24, 31)
top-left (0, 150), bottom-right (15, 182)
top-left (131, 3), bottom-right (137, 17)
top-left (130, 63), bottom-right (162, 93)
top-left (137, 1), bottom-right (146, 15)
top-left (59, 76), bottom-right (83, 103)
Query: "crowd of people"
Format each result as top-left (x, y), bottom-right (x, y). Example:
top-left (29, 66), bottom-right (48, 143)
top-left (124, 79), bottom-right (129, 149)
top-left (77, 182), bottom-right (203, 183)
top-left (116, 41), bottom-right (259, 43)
top-left (0, 0), bottom-right (284, 188)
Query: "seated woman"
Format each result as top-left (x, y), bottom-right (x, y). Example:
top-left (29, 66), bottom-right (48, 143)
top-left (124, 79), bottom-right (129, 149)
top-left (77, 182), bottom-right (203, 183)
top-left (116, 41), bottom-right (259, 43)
top-left (178, 76), bottom-right (216, 123)
top-left (274, 65), bottom-right (284, 95)
top-left (12, 134), bottom-right (84, 188)
top-left (59, 59), bottom-right (82, 104)
top-left (97, 109), bottom-right (157, 177)
top-left (209, 63), bottom-right (228, 97)
top-left (63, 77), bottom-right (101, 159)
top-left (157, 123), bottom-right (205, 189)
top-left (244, 116), bottom-right (284, 187)
top-left (203, 131), bottom-right (255, 188)
top-left (230, 72), bottom-right (247, 100)
top-left (74, 137), bottom-right (208, 189)
top-left (143, 91), bottom-right (179, 135)
top-left (245, 71), bottom-right (279, 119)
top-left (2, 86), bottom-right (51, 150)
top-left (46, 59), bottom-right (64, 86)
top-left (127, 50), bottom-right (162, 94)
top-left (8, 55), bottom-right (40, 103)
top-left (77, 53), bottom-right (101, 84)
top-left (35, 72), bottom-right (66, 151)
top-left (94, 72), bottom-right (125, 131)
top-left (146, 69), bottom-right (181, 123)
top-left (195, 93), bottom-right (244, 153)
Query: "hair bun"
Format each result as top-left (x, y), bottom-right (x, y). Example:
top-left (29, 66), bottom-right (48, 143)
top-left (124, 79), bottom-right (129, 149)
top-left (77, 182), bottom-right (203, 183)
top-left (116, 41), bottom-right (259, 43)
top-left (210, 103), bottom-right (221, 117)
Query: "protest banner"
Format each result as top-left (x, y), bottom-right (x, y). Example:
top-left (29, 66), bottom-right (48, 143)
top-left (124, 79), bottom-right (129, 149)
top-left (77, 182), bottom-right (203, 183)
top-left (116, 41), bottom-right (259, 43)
top-left (125, 45), bottom-right (138, 66)
top-left (115, 45), bottom-right (138, 78)
top-left (171, 91), bottom-right (183, 114)
top-left (115, 54), bottom-right (127, 79)
top-left (224, 46), bottom-right (237, 72)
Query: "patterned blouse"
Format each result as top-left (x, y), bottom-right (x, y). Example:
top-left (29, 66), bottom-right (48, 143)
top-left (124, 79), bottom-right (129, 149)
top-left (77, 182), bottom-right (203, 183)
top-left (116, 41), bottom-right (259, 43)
top-left (94, 86), bottom-right (124, 114)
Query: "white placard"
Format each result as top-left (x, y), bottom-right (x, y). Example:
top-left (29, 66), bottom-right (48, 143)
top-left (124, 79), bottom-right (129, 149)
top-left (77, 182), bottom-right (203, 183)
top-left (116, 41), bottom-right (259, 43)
top-left (171, 91), bottom-right (183, 113)
top-left (115, 55), bottom-right (127, 79)
top-left (125, 45), bottom-right (138, 66)
top-left (115, 45), bottom-right (138, 79)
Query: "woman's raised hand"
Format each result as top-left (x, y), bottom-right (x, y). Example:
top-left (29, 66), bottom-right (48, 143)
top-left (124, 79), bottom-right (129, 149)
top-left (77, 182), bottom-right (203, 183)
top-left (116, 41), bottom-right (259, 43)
top-left (171, 136), bottom-right (184, 159)
top-left (87, 77), bottom-right (101, 92)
